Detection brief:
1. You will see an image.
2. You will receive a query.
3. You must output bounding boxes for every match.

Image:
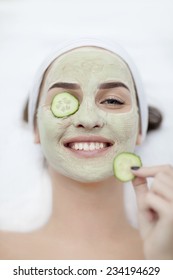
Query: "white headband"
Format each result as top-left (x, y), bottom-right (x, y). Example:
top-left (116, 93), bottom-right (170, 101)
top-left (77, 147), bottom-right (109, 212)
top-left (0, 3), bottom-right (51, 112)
top-left (28, 38), bottom-right (148, 142)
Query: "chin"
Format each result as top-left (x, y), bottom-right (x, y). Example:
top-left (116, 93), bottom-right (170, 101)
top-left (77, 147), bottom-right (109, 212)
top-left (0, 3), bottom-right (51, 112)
top-left (65, 171), bottom-right (113, 184)
top-left (48, 160), bottom-right (114, 183)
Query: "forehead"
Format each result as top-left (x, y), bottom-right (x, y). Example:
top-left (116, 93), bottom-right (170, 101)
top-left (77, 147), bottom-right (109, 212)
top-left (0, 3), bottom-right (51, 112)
top-left (45, 46), bottom-right (134, 86)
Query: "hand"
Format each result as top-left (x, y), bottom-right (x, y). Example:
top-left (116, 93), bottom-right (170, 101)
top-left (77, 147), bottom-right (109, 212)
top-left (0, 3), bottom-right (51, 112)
top-left (131, 164), bottom-right (173, 259)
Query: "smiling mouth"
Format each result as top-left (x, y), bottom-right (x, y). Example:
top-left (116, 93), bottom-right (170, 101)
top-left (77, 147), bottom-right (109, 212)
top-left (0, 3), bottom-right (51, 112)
top-left (64, 141), bottom-right (112, 150)
top-left (64, 141), bottom-right (113, 158)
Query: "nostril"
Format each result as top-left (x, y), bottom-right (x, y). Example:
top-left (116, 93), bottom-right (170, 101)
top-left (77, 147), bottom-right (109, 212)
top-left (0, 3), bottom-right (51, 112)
top-left (93, 125), bottom-right (100, 128)
top-left (73, 119), bottom-right (104, 129)
top-left (76, 124), bottom-right (100, 129)
top-left (77, 124), bottom-right (85, 128)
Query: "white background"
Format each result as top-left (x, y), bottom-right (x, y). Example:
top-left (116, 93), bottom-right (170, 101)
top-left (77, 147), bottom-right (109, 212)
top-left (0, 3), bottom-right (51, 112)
top-left (0, 0), bottom-right (173, 231)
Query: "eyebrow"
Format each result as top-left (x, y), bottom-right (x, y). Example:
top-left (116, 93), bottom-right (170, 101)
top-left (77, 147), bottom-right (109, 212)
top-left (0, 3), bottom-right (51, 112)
top-left (98, 82), bottom-right (129, 90)
top-left (48, 81), bottom-right (129, 91)
top-left (49, 82), bottom-right (80, 90)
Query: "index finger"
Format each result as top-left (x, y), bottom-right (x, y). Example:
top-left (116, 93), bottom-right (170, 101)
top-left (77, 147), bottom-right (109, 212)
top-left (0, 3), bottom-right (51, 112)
top-left (131, 164), bottom-right (173, 178)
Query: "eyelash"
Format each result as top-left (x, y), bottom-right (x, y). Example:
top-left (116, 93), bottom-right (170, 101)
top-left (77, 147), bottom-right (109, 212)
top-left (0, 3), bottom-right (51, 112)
top-left (100, 98), bottom-right (124, 105)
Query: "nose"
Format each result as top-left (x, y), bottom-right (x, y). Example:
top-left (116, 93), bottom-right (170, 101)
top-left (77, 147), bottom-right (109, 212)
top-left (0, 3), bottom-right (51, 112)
top-left (72, 100), bottom-right (104, 130)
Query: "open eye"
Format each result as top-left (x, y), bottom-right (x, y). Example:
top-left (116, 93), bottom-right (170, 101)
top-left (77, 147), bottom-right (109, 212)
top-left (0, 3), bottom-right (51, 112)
top-left (100, 98), bottom-right (124, 105)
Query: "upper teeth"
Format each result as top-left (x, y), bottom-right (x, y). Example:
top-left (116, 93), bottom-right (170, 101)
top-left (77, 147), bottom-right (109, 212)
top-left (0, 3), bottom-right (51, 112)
top-left (69, 142), bottom-right (107, 151)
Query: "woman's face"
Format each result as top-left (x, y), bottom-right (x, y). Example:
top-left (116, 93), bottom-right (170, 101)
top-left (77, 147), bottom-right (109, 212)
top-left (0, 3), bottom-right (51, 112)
top-left (35, 47), bottom-right (140, 183)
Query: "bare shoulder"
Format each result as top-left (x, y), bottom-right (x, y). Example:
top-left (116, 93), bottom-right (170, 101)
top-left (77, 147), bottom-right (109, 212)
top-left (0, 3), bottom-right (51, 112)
top-left (113, 226), bottom-right (144, 260)
top-left (0, 230), bottom-right (39, 260)
top-left (0, 226), bottom-right (145, 260)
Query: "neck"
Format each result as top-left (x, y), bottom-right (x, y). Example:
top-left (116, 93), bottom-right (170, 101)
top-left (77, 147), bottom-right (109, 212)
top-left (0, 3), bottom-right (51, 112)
top-left (45, 166), bottom-right (130, 242)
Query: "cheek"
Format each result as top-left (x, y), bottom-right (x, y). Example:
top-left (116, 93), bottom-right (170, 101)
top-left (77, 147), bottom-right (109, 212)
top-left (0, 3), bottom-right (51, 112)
top-left (37, 107), bottom-right (70, 142)
top-left (106, 108), bottom-right (139, 143)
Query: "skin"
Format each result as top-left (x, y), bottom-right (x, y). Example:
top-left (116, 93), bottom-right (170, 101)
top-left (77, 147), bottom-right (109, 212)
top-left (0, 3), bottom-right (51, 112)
top-left (1, 47), bottom-right (173, 260)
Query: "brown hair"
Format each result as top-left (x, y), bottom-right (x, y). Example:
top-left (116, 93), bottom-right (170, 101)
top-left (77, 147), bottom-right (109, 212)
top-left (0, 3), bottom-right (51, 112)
top-left (22, 99), bottom-right (163, 133)
top-left (147, 106), bottom-right (163, 132)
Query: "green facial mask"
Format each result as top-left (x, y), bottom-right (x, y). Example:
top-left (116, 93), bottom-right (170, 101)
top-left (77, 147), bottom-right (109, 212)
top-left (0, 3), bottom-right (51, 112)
top-left (37, 47), bottom-right (139, 183)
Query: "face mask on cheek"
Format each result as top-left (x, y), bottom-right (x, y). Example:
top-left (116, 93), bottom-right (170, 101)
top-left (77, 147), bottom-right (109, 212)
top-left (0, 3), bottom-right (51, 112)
top-left (36, 47), bottom-right (140, 183)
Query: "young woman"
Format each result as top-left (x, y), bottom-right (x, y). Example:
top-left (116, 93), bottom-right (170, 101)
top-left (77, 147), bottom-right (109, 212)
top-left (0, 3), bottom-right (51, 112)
top-left (0, 38), bottom-right (172, 260)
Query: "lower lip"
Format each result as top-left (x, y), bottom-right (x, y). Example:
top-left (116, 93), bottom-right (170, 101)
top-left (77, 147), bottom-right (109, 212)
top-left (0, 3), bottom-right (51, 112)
top-left (64, 145), bottom-right (113, 158)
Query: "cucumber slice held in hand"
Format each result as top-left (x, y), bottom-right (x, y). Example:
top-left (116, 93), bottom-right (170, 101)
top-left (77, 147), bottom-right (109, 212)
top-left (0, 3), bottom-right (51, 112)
top-left (51, 92), bottom-right (79, 118)
top-left (113, 152), bottom-right (142, 182)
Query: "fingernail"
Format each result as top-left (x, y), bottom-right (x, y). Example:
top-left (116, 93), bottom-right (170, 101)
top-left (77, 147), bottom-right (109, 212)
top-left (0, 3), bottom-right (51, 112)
top-left (131, 166), bottom-right (140, 170)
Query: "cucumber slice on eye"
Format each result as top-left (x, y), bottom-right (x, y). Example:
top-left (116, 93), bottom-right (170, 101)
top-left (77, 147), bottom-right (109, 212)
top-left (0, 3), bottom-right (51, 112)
top-left (113, 152), bottom-right (142, 182)
top-left (51, 92), bottom-right (79, 118)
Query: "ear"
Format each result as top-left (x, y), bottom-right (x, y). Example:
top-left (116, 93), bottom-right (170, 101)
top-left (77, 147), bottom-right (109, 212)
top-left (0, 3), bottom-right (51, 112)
top-left (136, 132), bottom-right (142, 146)
top-left (34, 123), bottom-right (40, 144)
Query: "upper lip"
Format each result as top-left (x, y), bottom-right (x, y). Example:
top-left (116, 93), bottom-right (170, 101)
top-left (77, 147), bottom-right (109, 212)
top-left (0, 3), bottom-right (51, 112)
top-left (63, 136), bottom-right (114, 147)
